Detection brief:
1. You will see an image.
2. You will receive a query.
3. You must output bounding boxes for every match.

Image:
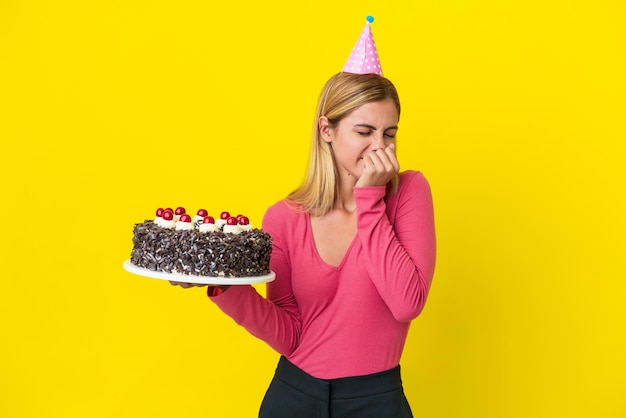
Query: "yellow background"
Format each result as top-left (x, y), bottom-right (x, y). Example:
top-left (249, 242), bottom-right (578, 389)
top-left (1, 0), bottom-right (625, 417)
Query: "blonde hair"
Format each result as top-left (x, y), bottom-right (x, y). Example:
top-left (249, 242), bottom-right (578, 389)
top-left (288, 72), bottom-right (401, 216)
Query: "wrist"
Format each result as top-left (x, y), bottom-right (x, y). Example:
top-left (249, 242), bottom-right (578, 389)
top-left (207, 285), bottom-right (230, 297)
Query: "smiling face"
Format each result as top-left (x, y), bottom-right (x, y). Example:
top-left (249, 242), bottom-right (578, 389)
top-left (320, 98), bottom-right (399, 183)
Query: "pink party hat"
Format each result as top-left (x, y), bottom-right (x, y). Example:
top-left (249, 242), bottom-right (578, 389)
top-left (342, 16), bottom-right (383, 76)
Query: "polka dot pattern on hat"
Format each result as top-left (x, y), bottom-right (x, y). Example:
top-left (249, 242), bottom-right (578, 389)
top-left (342, 18), bottom-right (383, 76)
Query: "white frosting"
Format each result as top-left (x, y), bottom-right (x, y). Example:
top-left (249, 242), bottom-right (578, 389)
top-left (154, 216), bottom-right (165, 227)
top-left (216, 218), bottom-right (227, 229)
top-left (175, 221), bottom-right (193, 231)
top-left (199, 223), bottom-right (219, 233)
top-left (223, 224), bottom-right (243, 234)
top-left (240, 224), bottom-right (252, 232)
top-left (160, 219), bottom-right (176, 229)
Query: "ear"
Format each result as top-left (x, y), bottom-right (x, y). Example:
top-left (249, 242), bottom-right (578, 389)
top-left (319, 116), bottom-right (333, 143)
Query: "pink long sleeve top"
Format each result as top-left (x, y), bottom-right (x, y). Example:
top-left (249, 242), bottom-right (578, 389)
top-left (209, 170), bottom-right (436, 379)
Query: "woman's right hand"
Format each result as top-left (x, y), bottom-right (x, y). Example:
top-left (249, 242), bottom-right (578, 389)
top-left (169, 281), bottom-right (207, 288)
top-left (169, 281), bottom-right (231, 293)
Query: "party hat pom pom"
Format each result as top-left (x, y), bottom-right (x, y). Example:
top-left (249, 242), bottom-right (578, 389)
top-left (366, 15), bottom-right (374, 23)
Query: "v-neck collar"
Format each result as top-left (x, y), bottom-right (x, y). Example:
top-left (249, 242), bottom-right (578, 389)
top-left (305, 211), bottom-right (359, 270)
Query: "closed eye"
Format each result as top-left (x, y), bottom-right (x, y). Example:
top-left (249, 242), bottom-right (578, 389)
top-left (354, 124), bottom-right (398, 139)
top-left (384, 129), bottom-right (398, 139)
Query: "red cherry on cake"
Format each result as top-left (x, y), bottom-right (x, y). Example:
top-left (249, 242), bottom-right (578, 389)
top-left (175, 206), bottom-right (186, 216)
top-left (165, 207), bottom-right (174, 214)
top-left (197, 209), bottom-right (208, 217)
top-left (162, 210), bottom-right (174, 221)
top-left (180, 214), bottom-right (192, 222)
top-left (220, 211), bottom-right (231, 220)
top-left (156, 207), bottom-right (165, 217)
top-left (202, 216), bottom-right (215, 224)
top-left (226, 216), bottom-right (238, 226)
top-left (238, 216), bottom-right (250, 225)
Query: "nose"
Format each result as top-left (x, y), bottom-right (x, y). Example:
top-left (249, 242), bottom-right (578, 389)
top-left (370, 133), bottom-right (386, 151)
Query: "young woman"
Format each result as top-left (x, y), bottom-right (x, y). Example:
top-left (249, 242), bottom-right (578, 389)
top-left (174, 71), bottom-right (437, 417)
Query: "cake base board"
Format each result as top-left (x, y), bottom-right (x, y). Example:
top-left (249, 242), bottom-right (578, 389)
top-left (123, 260), bottom-right (275, 285)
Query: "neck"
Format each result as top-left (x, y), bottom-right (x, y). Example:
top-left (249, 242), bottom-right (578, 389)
top-left (335, 173), bottom-right (357, 213)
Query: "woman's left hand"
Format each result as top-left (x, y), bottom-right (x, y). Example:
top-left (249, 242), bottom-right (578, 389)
top-left (355, 143), bottom-right (400, 188)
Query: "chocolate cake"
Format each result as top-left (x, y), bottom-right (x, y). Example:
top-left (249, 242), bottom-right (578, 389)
top-left (130, 208), bottom-right (272, 278)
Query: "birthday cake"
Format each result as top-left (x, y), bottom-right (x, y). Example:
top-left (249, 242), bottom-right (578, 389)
top-left (130, 207), bottom-right (272, 277)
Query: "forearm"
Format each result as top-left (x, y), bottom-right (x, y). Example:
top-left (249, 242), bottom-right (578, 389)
top-left (209, 284), bottom-right (301, 356)
top-left (355, 173), bottom-right (436, 321)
